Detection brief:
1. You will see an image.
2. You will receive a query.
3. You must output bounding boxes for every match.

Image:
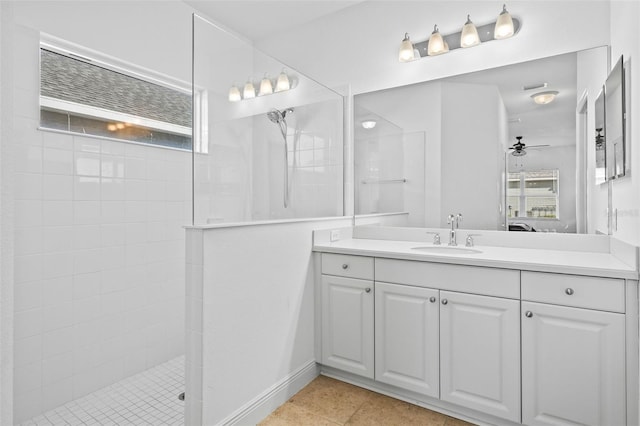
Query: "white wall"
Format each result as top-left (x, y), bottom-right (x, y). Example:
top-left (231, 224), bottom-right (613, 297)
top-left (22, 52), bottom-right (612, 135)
top-left (609, 0), bottom-right (640, 245)
top-left (2, 1), bottom-right (196, 422)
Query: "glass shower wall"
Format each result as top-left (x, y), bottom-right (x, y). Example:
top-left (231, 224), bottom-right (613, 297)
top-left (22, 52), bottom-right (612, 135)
top-left (192, 15), bottom-right (344, 225)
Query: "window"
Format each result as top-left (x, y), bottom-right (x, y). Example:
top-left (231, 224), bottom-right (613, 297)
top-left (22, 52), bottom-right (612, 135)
top-left (39, 40), bottom-right (192, 150)
top-left (507, 170), bottom-right (559, 219)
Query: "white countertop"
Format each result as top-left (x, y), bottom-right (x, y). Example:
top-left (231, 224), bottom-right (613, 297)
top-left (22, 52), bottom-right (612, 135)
top-left (313, 238), bottom-right (639, 280)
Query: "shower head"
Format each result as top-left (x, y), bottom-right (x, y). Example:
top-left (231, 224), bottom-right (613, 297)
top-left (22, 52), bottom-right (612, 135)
top-left (267, 108), bottom-right (293, 123)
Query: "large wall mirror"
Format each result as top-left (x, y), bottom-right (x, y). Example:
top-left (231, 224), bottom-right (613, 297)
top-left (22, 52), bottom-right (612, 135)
top-left (354, 46), bottom-right (609, 234)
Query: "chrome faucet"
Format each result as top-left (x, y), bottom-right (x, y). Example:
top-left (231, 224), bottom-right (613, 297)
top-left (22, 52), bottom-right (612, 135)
top-left (447, 213), bottom-right (463, 246)
top-left (425, 231), bottom-right (441, 245)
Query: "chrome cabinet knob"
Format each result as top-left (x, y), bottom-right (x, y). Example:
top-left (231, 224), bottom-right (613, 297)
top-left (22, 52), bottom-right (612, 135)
top-left (441, 299), bottom-right (448, 305)
top-left (429, 296), bottom-right (437, 303)
top-left (565, 288), bottom-right (574, 295)
top-left (525, 311), bottom-right (533, 318)
top-left (342, 264), bottom-right (349, 269)
top-left (365, 288), bottom-right (371, 293)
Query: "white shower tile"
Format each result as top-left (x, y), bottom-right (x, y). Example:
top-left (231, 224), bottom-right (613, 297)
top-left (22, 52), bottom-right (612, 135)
top-left (14, 281), bottom-right (43, 312)
top-left (74, 176), bottom-right (100, 200)
top-left (100, 201), bottom-right (125, 224)
top-left (43, 327), bottom-right (74, 359)
top-left (100, 224), bottom-right (125, 247)
top-left (15, 172), bottom-right (43, 200)
top-left (73, 249), bottom-right (102, 274)
top-left (73, 225), bottom-right (101, 250)
top-left (100, 268), bottom-right (126, 294)
top-left (124, 157), bottom-right (147, 179)
top-left (74, 152), bottom-right (101, 176)
top-left (100, 178), bottom-right (125, 200)
top-left (147, 201), bottom-right (168, 221)
top-left (43, 301), bottom-right (74, 332)
top-left (15, 254), bottom-right (43, 284)
top-left (73, 136), bottom-right (101, 153)
top-left (125, 179), bottom-right (147, 201)
top-left (43, 201), bottom-right (73, 227)
top-left (15, 145), bottom-right (43, 173)
top-left (124, 143), bottom-right (148, 158)
top-left (100, 292), bottom-right (124, 316)
top-left (15, 200), bottom-right (43, 228)
top-left (42, 251), bottom-right (74, 279)
top-left (101, 155), bottom-right (125, 178)
top-left (146, 159), bottom-right (167, 181)
top-left (42, 378), bottom-right (73, 413)
top-left (15, 335), bottom-right (43, 367)
top-left (15, 361), bottom-right (42, 395)
top-left (43, 226), bottom-right (73, 253)
top-left (43, 148), bottom-right (73, 175)
top-left (42, 276), bottom-right (73, 306)
top-left (14, 387), bottom-right (43, 425)
top-left (15, 308), bottom-right (43, 339)
top-left (125, 201), bottom-right (147, 222)
top-left (101, 140), bottom-right (126, 155)
top-left (73, 201), bottom-right (101, 225)
top-left (146, 180), bottom-right (166, 201)
top-left (43, 131), bottom-right (73, 150)
top-left (42, 352), bottom-right (74, 386)
top-left (125, 243), bottom-right (148, 266)
top-left (72, 297), bottom-right (101, 325)
top-left (147, 221), bottom-right (167, 242)
top-left (72, 272), bottom-right (101, 301)
top-left (43, 174), bottom-right (73, 200)
top-left (100, 246), bottom-right (125, 270)
top-left (15, 227), bottom-right (43, 255)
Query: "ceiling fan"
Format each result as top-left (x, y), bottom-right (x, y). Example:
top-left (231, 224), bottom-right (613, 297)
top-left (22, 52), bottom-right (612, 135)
top-left (509, 136), bottom-right (550, 156)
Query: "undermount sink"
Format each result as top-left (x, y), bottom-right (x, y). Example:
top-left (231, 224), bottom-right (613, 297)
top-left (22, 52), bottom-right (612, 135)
top-left (411, 246), bottom-right (482, 254)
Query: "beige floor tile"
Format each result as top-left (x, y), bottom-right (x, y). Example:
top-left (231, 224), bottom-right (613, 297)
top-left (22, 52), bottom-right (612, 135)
top-left (258, 402), bottom-right (342, 426)
top-left (287, 376), bottom-right (374, 424)
top-left (346, 392), bottom-right (449, 426)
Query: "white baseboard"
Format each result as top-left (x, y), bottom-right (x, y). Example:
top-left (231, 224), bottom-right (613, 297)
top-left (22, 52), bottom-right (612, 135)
top-left (220, 361), bottom-right (320, 425)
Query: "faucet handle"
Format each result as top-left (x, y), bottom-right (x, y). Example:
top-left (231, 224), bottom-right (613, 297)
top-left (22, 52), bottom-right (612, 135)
top-left (447, 214), bottom-right (455, 224)
top-left (465, 233), bottom-right (481, 247)
top-left (425, 231), bottom-right (441, 245)
top-left (456, 213), bottom-right (463, 228)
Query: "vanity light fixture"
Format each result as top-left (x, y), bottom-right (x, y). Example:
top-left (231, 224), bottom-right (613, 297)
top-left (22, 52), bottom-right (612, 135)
top-left (494, 4), bottom-right (515, 39)
top-left (531, 90), bottom-right (559, 105)
top-left (399, 33), bottom-right (415, 62)
top-left (361, 120), bottom-right (377, 129)
top-left (427, 26), bottom-right (447, 56)
top-left (243, 79), bottom-right (256, 99)
top-left (275, 70), bottom-right (291, 92)
top-left (398, 4), bottom-right (520, 62)
top-left (259, 74), bottom-right (273, 96)
top-left (460, 15), bottom-right (480, 48)
top-left (228, 85), bottom-right (241, 102)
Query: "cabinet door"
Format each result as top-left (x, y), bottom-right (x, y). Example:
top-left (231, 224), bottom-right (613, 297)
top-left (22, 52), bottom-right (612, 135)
top-left (440, 291), bottom-right (521, 422)
top-left (375, 282), bottom-right (439, 397)
top-left (522, 301), bottom-right (625, 426)
top-left (321, 275), bottom-right (374, 378)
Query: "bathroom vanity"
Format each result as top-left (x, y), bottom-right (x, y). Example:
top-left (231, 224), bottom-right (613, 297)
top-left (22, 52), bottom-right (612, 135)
top-left (313, 226), bottom-right (639, 426)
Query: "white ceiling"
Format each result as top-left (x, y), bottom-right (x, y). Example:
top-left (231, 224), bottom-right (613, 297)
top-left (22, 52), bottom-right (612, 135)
top-left (184, 0), bottom-right (364, 40)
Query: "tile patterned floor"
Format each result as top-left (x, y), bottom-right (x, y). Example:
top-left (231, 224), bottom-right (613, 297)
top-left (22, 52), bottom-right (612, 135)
top-left (19, 356), bottom-right (185, 426)
top-left (259, 375), bottom-right (476, 426)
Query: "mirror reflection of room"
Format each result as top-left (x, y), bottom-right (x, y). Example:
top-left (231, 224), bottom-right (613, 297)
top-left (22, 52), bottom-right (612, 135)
top-left (354, 46), bottom-right (608, 233)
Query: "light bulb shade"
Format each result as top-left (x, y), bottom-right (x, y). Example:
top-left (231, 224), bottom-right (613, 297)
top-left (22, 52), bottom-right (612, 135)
top-left (361, 120), bottom-right (377, 129)
top-left (427, 26), bottom-right (447, 56)
top-left (398, 33), bottom-right (415, 62)
top-left (531, 91), bottom-right (559, 105)
top-left (460, 15), bottom-right (480, 48)
top-left (275, 71), bottom-right (290, 92)
top-left (228, 86), bottom-right (241, 102)
top-left (259, 77), bottom-right (273, 96)
top-left (243, 81), bottom-right (256, 99)
top-left (494, 4), bottom-right (514, 39)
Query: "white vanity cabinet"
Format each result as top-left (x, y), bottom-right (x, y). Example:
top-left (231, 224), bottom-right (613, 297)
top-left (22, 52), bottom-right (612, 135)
top-left (440, 291), bottom-right (521, 422)
top-left (521, 272), bottom-right (626, 426)
top-left (375, 281), bottom-right (440, 397)
top-left (320, 254), bottom-right (374, 378)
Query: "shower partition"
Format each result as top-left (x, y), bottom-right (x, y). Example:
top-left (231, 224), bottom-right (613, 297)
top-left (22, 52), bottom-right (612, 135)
top-left (192, 15), bottom-right (344, 226)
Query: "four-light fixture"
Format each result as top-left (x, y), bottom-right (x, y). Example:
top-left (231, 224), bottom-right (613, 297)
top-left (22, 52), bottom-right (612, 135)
top-left (399, 4), bottom-right (518, 62)
top-left (229, 69), bottom-right (292, 102)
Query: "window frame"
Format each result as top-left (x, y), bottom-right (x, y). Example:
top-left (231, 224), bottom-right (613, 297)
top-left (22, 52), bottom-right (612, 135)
top-left (507, 169), bottom-right (560, 220)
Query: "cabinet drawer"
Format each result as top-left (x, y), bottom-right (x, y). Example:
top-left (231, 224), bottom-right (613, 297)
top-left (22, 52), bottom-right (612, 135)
top-left (375, 258), bottom-right (519, 299)
top-left (521, 271), bottom-right (625, 313)
top-left (322, 253), bottom-right (374, 280)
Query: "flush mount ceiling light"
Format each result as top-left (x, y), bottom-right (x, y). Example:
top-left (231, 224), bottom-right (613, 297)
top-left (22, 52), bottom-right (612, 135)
top-left (398, 4), bottom-right (520, 61)
top-left (399, 33), bottom-right (415, 62)
top-left (460, 15), bottom-right (480, 48)
top-left (361, 120), bottom-right (377, 129)
top-left (531, 90), bottom-right (559, 105)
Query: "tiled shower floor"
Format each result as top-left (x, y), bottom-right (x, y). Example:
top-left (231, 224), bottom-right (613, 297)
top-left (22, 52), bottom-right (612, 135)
top-left (19, 356), bottom-right (185, 426)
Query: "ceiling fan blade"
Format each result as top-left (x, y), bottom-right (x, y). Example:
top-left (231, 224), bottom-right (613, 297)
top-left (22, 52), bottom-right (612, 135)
top-left (526, 144), bottom-right (551, 148)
